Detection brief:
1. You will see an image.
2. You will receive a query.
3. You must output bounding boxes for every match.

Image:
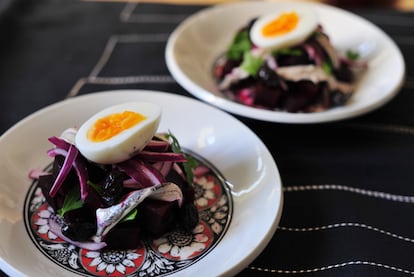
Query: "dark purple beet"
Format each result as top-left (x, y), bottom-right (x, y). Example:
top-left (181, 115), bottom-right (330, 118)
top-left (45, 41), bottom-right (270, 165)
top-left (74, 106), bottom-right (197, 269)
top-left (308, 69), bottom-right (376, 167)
top-left (253, 83), bottom-right (283, 109)
top-left (275, 47), bottom-right (313, 67)
top-left (62, 207), bottom-right (97, 242)
top-left (38, 174), bottom-right (62, 211)
top-left (139, 199), bottom-right (178, 237)
top-left (104, 220), bottom-right (143, 250)
top-left (334, 62), bottom-right (354, 83)
top-left (282, 80), bottom-right (321, 112)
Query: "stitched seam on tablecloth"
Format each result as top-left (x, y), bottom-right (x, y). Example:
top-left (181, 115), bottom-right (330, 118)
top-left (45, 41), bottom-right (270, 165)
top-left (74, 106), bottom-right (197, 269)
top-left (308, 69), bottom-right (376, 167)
top-left (89, 34), bottom-right (169, 78)
top-left (120, 2), bottom-right (190, 23)
top-left (283, 185), bottom-right (414, 203)
top-left (67, 75), bottom-right (175, 97)
top-left (248, 261), bottom-right (414, 274)
top-left (278, 223), bottom-right (414, 243)
top-left (339, 122), bottom-right (414, 135)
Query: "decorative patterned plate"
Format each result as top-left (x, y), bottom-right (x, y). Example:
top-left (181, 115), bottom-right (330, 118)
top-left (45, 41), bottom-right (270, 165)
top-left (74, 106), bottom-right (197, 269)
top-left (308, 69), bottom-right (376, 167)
top-left (25, 151), bottom-right (231, 276)
top-left (0, 90), bottom-right (283, 277)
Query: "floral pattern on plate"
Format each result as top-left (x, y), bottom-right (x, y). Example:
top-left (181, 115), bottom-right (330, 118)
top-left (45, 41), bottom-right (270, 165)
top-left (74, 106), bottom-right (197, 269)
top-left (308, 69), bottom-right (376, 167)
top-left (24, 154), bottom-right (232, 276)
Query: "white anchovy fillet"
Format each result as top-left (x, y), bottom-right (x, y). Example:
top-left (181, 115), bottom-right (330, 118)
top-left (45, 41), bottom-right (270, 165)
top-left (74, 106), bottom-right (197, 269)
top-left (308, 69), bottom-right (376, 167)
top-left (93, 182), bottom-right (183, 242)
top-left (60, 127), bottom-right (78, 145)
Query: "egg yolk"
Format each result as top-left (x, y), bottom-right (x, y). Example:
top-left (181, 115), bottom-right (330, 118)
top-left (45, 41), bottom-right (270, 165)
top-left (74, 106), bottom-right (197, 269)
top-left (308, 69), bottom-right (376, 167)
top-left (262, 12), bottom-right (299, 37)
top-left (87, 111), bottom-right (147, 142)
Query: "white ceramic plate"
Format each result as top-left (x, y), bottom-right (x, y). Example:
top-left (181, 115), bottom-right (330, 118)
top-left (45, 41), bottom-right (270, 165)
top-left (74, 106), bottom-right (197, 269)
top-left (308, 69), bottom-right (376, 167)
top-left (165, 1), bottom-right (405, 123)
top-left (0, 90), bottom-right (283, 277)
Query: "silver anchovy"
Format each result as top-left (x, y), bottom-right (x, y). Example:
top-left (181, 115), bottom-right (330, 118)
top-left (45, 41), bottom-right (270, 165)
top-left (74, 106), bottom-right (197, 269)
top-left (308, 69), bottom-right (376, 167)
top-left (93, 182), bottom-right (182, 242)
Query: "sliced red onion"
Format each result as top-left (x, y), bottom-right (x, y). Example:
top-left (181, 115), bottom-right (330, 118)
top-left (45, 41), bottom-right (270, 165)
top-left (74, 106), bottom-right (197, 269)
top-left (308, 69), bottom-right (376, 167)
top-left (47, 147), bottom-right (68, 158)
top-left (143, 140), bottom-right (169, 152)
top-left (48, 217), bottom-right (107, 251)
top-left (73, 157), bottom-right (89, 201)
top-left (193, 165), bottom-right (211, 177)
top-left (117, 159), bottom-right (165, 188)
top-left (172, 163), bottom-right (186, 180)
top-left (152, 161), bottom-right (173, 177)
top-left (123, 178), bottom-right (141, 189)
top-left (48, 136), bottom-right (71, 151)
top-left (49, 144), bottom-right (78, 198)
top-left (47, 147), bottom-right (89, 201)
top-left (28, 169), bottom-right (50, 179)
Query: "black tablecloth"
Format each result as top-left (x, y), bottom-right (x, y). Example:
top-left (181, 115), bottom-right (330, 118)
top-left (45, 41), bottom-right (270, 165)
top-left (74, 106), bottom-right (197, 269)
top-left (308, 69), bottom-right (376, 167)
top-left (1, 0), bottom-right (414, 276)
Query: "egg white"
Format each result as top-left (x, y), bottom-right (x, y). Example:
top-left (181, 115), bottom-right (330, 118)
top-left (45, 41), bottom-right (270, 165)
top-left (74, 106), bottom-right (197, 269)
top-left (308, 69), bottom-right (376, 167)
top-left (75, 102), bottom-right (161, 164)
top-left (250, 7), bottom-right (318, 51)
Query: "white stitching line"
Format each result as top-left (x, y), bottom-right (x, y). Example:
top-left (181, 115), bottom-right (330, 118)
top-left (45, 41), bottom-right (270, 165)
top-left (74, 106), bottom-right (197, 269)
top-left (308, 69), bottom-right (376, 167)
top-left (249, 261), bottom-right (414, 274)
top-left (90, 34), bottom-right (169, 78)
top-left (67, 75), bottom-right (175, 97)
top-left (339, 122), bottom-right (414, 135)
top-left (120, 2), bottom-right (189, 23)
top-left (278, 223), bottom-right (414, 243)
top-left (120, 2), bottom-right (136, 22)
top-left (68, 32), bottom-right (172, 97)
top-left (283, 185), bottom-right (414, 203)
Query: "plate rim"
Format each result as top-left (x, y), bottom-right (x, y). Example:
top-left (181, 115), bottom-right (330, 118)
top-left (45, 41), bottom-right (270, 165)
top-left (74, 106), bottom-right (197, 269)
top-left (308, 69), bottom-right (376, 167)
top-left (0, 90), bottom-right (283, 277)
top-left (165, 1), bottom-right (406, 124)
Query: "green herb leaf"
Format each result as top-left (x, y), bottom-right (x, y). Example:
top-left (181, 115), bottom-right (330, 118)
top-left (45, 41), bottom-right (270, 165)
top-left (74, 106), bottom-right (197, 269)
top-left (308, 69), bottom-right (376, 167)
top-left (346, 50), bottom-right (360, 61)
top-left (241, 51), bottom-right (264, 77)
top-left (322, 61), bottom-right (333, 75)
top-left (58, 186), bottom-right (83, 217)
top-left (226, 30), bottom-right (252, 60)
top-left (166, 131), bottom-right (198, 186)
top-left (121, 209), bottom-right (138, 222)
top-left (87, 180), bottom-right (103, 195)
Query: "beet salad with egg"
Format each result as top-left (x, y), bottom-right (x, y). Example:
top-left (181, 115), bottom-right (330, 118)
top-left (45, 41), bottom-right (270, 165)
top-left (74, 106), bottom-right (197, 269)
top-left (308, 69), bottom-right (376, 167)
top-left (30, 102), bottom-right (200, 250)
top-left (213, 7), bottom-right (367, 113)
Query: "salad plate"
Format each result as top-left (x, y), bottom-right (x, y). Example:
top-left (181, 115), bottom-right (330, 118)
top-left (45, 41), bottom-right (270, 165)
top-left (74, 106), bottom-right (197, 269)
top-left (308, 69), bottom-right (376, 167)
top-left (0, 90), bottom-right (283, 277)
top-left (165, 1), bottom-right (405, 123)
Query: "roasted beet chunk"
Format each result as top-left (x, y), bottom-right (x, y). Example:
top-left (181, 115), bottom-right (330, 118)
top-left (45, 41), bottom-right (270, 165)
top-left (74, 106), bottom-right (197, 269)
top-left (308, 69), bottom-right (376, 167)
top-left (253, 84), bottom-right (283, 109)
top-left (282, 80), bottom-right (321, 112)
top-left (178, 203), bottom-right (199, 232)
top-left (102, 170), bottom-right (126, 206)
top-left (104, 220), bottom-right (143, 250)
top-left (275, 47), bottom-right (312, 67)
top-left (258, 65), bottom-right (281, 88)
top-left (334, 62), bottom-right (354, 83)
top-left (139, 199), bottom-right (178, 237)
top-left (61, 207), bottom-right (97, 242)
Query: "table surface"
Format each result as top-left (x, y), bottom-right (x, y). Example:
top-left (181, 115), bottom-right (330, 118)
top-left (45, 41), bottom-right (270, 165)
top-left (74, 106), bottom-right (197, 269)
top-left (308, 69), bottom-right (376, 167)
top-left (0, 0), bottom-right (414, 276)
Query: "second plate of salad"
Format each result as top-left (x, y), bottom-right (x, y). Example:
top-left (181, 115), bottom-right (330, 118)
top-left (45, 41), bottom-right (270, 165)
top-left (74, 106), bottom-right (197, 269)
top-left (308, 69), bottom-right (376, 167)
top-left (165, 1), bottom-right (405, 123)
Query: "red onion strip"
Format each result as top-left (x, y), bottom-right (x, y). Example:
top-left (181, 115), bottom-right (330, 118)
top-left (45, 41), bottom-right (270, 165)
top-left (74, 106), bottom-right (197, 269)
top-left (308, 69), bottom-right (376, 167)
top-left (118, 159), bottom-right (165, 188)
top-left (143, 140), bottom-right (169, 152)
top-left (49, 145), bottom-right (78, 197)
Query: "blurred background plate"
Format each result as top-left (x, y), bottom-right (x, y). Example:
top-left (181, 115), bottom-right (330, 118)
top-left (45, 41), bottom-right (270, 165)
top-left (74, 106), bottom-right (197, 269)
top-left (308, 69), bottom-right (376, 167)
top-left (165, 1), bottom-right (405, 123)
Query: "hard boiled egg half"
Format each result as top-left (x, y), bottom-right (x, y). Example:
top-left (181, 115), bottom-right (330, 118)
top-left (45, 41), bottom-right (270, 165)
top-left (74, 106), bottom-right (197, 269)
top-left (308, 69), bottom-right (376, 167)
top-left (250, 7), bottom-right (318, 51)
top-left (75, 102), bottom-right (161, 164)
